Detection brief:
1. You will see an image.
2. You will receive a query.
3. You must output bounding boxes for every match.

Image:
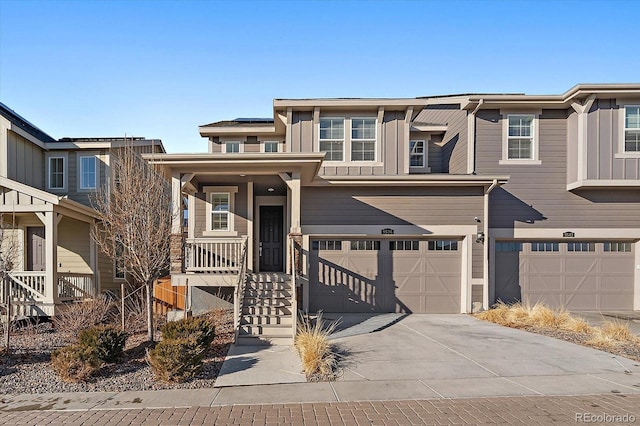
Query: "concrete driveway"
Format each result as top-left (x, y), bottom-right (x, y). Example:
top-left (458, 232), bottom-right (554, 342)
top-left (323, 313), bottom-right (640, 399)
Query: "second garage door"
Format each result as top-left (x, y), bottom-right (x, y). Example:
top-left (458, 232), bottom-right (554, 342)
top-left (495, 241), bottom-right (635, 310)
top-left (309, 239), bottom-right (461, 313)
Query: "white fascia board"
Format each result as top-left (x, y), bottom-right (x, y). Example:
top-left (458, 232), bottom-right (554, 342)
top-left (8, 123), bottom-right (49, 150)
top-left (410, 124), bottom-right (448, 132)
top-left (46, 140), bottom-right (165, 151)
top-left (198, 126), bottom-right (276, 136)
top-left (567, 179), bottom-right (640, 190)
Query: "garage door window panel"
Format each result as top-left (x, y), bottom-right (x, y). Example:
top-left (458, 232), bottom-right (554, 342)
top-left (530, 242), bottom-right (559, 252)
top-left (312, 240), bottom-right (342, 251)
top-left (603, 242), bottom-right (631, 252)
top-left (428, 240), bottom-right (458, 251)
top-left (567, 242), bottom-right (595, 252)
top-left (390, 240), bottom-right (419, 251)
top-left (350, 240), bottom-right (380, 251)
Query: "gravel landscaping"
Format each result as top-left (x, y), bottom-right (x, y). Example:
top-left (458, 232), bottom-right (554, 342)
top-left (0, 309), bottom-right (234, 395)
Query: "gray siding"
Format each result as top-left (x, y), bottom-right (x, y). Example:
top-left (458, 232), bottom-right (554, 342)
top-left (6, 130), bottom-right (44, 188)
top-left (472, 284), bottom-right (483, 304)
top-left (472, 238), bottom-right (483, 279)
top-left (193, 183), bottom-right (248, 238)
top-left (301, 186), bottom-right (483, 226)
top-left (476, 109), bottom-right (640, 228)
top-left (64, 150), bottom-right (108, 207)
top-left (585, 99), bottom-right (640, 180)
top-left (413, 105), bottom-right (468, 174)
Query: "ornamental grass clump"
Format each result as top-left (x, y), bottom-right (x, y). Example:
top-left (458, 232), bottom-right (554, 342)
top-left (587, 320), bottom-right (640, 348)
top-left (147, 316), bottom-right (215, 383)
top-left (295, 313), bottom-right (339, 382)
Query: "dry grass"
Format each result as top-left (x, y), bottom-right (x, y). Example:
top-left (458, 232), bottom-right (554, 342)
top-left (295, 313), bottom-right (339, 381)
top-left (476, 302), bottom-right (640, 351)
top-left (53, 296), bottom-right (116, 335)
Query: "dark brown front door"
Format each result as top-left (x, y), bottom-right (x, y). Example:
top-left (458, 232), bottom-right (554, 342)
top-left (27, 227), bottom-right (46, 271)
top-left (259, 206), bottom-right (284, 272)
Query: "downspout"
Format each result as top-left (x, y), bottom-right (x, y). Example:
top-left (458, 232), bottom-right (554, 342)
top-left (467, 99), bottom-right (484, 174)
top-left (483, 178), bottom-right (499, 310)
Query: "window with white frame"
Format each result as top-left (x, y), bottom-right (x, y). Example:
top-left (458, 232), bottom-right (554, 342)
top-left (264, 141), bottom-right (279, 153)
top-left (319, 118), bottom-right (345, 161)
top-left (224, 141), bottom-right (241, 153)
top-left (409, 140), bottom-right (426, 167)
top-left (507, 114), bottom-right (535, 159)
top-left (49, 157), bottom-right (65, 189)
top-left (79, 156), bottom-right (97, 189)
top-left (210, 193), bottom-right (230, 231)
top-left (351, 118), bottom-right (376, 161)
top-left (624, 106), bottom-right (640, 152)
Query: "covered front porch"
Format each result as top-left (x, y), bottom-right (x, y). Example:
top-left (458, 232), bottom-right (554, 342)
top-left (0, 177), bottom-right (99, 318)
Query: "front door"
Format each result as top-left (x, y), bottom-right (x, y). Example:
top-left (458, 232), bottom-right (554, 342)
top-left (27, 226), bottom-right (46, 271)
top-left (259, 206), bottom-right (284, 272)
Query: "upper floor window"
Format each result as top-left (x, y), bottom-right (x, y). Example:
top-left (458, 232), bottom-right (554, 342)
top-left (507, 114), bottom-right (534, 159)
top-left (409, 140), bottom-right (425, 167)
top-left (224, 141), bottom-right (241, 153)
top-left (49, 157), bottom-right (65, 190)
top-left (79, 156), bottom-right (97, 190)
top-left (624, 106), bottom-right (640, 152)
top-left (500, 112), bottom-right (541, 165)
top-left (319, 118), bottom-right (344, 161)
top-left (263, 141), bottom-right (279, 153)
top-left (351, 118), bottom-right (376, 161)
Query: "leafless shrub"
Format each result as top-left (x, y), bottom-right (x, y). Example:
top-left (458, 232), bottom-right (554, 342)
top-left (53, 296), bottom-right (116, 335)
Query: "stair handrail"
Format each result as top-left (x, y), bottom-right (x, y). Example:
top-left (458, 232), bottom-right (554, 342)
top-left (233, 236), bottom-right (249, 343)
top-left (7, 272), bottom-right (46, 300)
top-left (289, 235), bottom-right (298, 340)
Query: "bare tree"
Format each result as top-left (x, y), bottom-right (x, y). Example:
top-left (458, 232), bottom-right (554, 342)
top-left (92, 141), bottom-right (173, 341)
top-left (0, 212), bottom-right (19, 352)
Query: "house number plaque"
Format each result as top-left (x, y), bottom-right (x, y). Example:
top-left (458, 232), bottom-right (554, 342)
top-left (381, 228), bottom-right (394, 235)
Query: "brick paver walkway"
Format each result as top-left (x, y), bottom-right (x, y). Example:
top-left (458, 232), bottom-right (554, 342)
top-left (2, 394), bottom-right (639, 425)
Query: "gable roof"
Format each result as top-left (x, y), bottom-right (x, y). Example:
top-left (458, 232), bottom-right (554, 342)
top-left (0, 102), bottom-right (57, 143)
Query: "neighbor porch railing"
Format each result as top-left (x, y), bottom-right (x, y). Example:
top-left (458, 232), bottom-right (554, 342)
top-left (1, 272), bottom-right (47, 319)
top-left (233, 238), bottom-right (249, 343)
top-left (289, 235), bottom-right (299, 340)
top-left (186, 237), bottom-right (247, 272)
top-left (58, 273), bottom-right (97, 300)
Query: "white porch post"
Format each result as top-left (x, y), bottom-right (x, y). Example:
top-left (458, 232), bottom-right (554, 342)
top-left (290, 172), bottom-right (301, 234)
top-left (43, 211), bottom-right (60, 304)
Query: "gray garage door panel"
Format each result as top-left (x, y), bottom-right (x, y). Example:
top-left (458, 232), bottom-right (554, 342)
top-left (309, 239), bottom-right (461, 314)
top-left (495, 241), bottom-right (634, 311)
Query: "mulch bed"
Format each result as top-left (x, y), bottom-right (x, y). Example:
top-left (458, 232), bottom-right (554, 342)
top-left (0, 309), bottom-right (234, 395)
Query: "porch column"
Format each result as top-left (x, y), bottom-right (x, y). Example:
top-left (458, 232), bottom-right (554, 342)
top-left (170, 172), bottom-right (183, 274)
top-left (43, 211), bottom-right (60, 304)
top-left (289, 172), bottom-right (301, 234)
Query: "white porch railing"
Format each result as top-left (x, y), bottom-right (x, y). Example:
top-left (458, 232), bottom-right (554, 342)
top-left (6, 272), bottom-right (47, 300)
top-left (186, 237), bottom-right (247, 272)
top-left (233, 238), bottom-right (249, 343)
top-left (58, 273), bottom-right (97, 300)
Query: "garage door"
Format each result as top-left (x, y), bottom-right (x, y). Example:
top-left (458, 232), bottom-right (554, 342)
top-left (309, 239), bottom-right (461, 313)
top-left (495, 241), bottom-right (635, 310)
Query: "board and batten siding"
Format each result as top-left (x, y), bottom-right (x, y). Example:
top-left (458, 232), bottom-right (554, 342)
top-left (413, 105), bottom-right (468, 174)
top-left (57, 217), bottom-right (92, 274)
top-left (476, 109), bottom-right (640, 229)
top-left (193, 183), bottom-right (248, 238)
top-left (585, 99), bottom-right (640, 181)
top-left (301, 186), bottom-right (483, 227)
top-left (6, 130), bottom-right (44, 189)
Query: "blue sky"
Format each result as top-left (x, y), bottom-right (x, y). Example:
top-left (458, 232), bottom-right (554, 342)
top-left (1, 0), bottom-right (638, 153)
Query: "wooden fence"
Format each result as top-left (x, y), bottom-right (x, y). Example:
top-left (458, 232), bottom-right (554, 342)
top-left (153, 277), bottom-right (187, 315)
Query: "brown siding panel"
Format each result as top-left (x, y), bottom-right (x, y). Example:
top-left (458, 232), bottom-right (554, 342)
top-left (472, 239), bottom-right (483, 279)
top-left (477, 109), bottom-right (640, 229)
top-left (193, 183), bottom-right (248, 238)
top-left (301, 186), bottom-right (483, 226)
top-left (6, 130), bottom-right (44, 188)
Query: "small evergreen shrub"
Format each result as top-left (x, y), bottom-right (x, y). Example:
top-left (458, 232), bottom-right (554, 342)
top-left (160, 317), bottom-right (215, 348)
top-left (78, 326), bottom-right (128, 363)
top-left (147, 338), bottom-right (206, 382)
top-left (51, 344), bottom-right (100, 383)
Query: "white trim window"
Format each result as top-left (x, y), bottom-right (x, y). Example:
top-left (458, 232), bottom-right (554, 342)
top-left (263, 141), bottom-right (279, 153)
top-left (224, 141), bottom-right (241, 153)
top-left (319, 117), bottom-right (345, 161)
top-left (409, 140), bottom-right (426, 167)
top-left (507, 114), bottom-right (534, 159)
top-left (204, 186), bottom-right (238, 236)
top-left (624, 105), bottom-right (640, 152)
top-left (79, 156), bottom-right (97, 189)
top-left (500, 112), bottom-right (541, 165)
top-left (351, 118), bottom-right (376, 161)
top-left (210, 193), bottom-right (230, 231)
top-left (49, 157), bottom-right (65, 189)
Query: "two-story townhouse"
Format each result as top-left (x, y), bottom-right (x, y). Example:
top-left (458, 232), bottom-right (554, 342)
top-left (0, 102), bottom-right (164, 316)
top-left (152, 83), bottom-right (640, 344)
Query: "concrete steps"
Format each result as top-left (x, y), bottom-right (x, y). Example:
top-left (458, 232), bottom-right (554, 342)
top-left (237, 273), bottom-right (294, 345)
